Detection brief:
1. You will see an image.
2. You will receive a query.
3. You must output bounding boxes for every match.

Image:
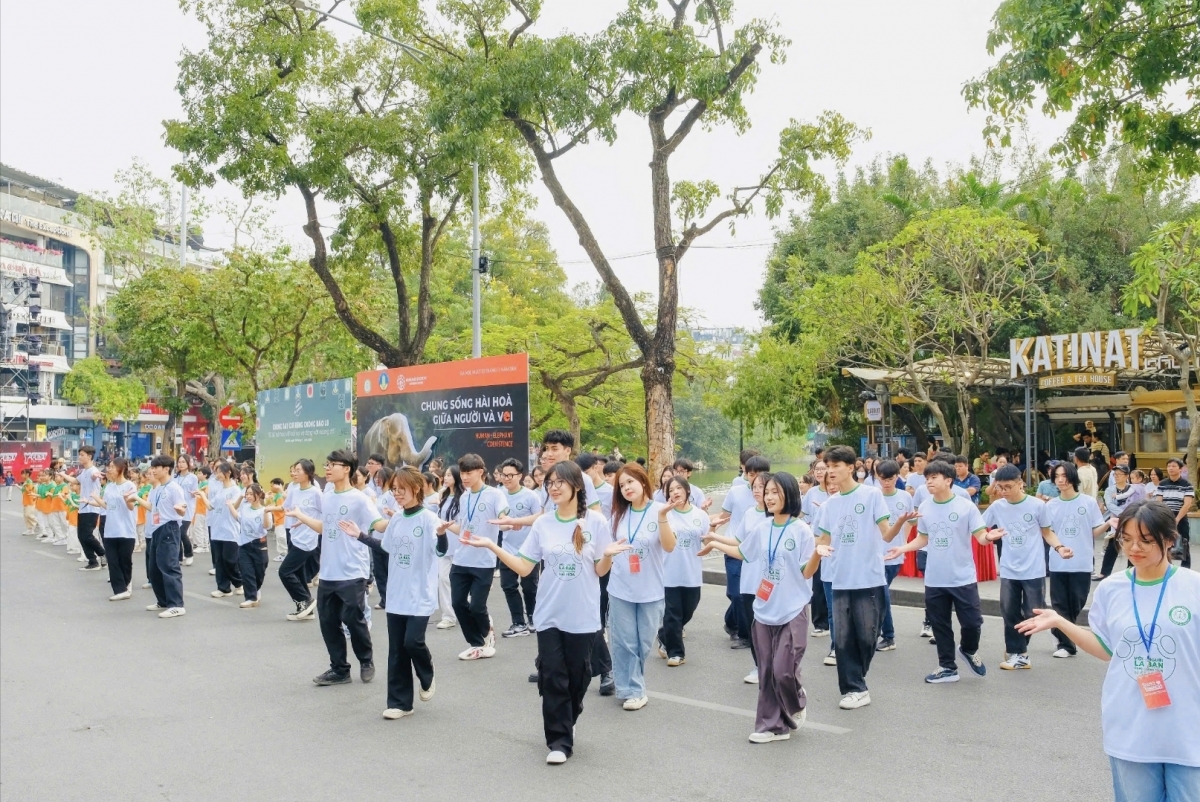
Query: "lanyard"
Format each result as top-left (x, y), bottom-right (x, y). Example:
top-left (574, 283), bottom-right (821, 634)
top-left (465, 489), bottom-right (482, 524)
top-left (626, 504), bottom-right (651, 545)
top-left (767, 517), bottom-right (793, 569)
top-left (1131, 567), bottom-right (1173, 656)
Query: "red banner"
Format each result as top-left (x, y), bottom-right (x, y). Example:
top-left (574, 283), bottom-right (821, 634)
top-left (0, 442), bottom-right (54, 475)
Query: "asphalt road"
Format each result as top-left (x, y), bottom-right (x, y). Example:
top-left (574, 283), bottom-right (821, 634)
top-left (0, 501), bottom-right (1112, 802)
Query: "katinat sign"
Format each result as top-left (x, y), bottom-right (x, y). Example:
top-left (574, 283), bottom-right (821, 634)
top-left (0, 208), bottom-right (73, 238)
top-left (1010, 328), bottom-right (1144, 379)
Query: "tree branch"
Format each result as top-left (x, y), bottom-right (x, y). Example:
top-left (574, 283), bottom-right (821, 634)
top-left (661, 42), bottom-right (762, 156)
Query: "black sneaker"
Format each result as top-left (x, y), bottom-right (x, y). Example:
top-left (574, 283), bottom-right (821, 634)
top-left (528, 673), bottom-right (538, 683)
top-left (313, 670), bottom-right (351, 686)
top-left (876, 638), bottom-right (896, 652)
top-left (925, 668), bottom-right (959, 684)
top-left (503, 623), bottom-right (530, 638)
top-left (959, 647), bottom-right (986, 677)
top-left (79, 563), bottom-right (101, 572)
top-left (730, 639), bottom-right (752, 650)
top-left (598, 672), bottom-right (615, 696)
top-left (360, 662), bottom-right (376, 683)
top-left (99, 557), bottom-right (108, 568)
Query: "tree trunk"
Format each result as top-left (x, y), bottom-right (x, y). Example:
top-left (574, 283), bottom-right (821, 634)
top-left (891, 404), bottom-right (930, 453)
top-left (643, 358), bottom-right (675, 480)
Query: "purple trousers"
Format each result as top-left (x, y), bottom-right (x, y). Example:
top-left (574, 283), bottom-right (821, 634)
top-left (751, 608), bottom-right (809, 735)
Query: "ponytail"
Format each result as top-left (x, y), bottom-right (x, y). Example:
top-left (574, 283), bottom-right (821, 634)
top-left (573, 484), bottom-right (588, 553)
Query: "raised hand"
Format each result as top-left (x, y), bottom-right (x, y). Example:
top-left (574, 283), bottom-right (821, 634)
top-left (489, 514), bottom-right (515, 527)
top-left (337, 520), bottom-right (363, 539)
top-left (603, 540), bottom-right (632, 558)
top-left (1015, 608), bottom-right (1062, 636)
top-left (986, 528), bottom-right (1007, 542)
top-left (461, 534), bottom-right (493, 549)
top-left (815, 543), bottom-right (835, 558)
top-left (882, 547), bottom-right (903, 562)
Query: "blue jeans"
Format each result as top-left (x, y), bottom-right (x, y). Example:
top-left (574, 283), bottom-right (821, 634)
top-left (1110, 757), bottom-right (1200, 802)
top-left (881, 564), bottom-right (901, 641)
top-left (822, 581), bottom-right (834, 646)
top-left (608, 596), bottom-right (665, 700)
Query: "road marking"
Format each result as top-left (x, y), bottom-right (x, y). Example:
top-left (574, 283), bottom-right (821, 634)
top-left (646, 691), bottom-right (851, 735)
top-left (184, 590), bottom-right (231, 605)
top-left (31, 549), bottom-right (65, 560)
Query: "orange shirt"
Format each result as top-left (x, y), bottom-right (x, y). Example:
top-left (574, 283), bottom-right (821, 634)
top-left (195, 481), bottom-right (209, 515)
top-left (269, 491), bottom-right (285, 527)
top-left (49, 483), bottom-right (68, 514)
top-left (21, 480), bottom-right (35, 507)
top-left (136, 484), bottom-right (150, 527)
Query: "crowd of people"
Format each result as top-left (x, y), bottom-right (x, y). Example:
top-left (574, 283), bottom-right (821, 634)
top-left (9, 435), bottom-right (1198, 797)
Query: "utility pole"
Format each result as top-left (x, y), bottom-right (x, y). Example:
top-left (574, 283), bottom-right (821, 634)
top-left (471, 162), bottom-right (481, 359)
top-left (179, 184), bottom-right (188, 268)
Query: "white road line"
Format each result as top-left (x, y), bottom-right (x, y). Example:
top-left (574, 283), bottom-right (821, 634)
top-left (646, 691), bottom-right (851, 735)
top-left (183, 590), bottom-right (230, 605)
top-left (30, 549), bottom-right (65, 560)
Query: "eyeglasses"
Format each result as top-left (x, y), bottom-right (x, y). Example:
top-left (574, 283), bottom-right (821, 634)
top-left (500, 472), bottom-right (521, 479)
top-left (324, 461), bottom-right (349, 469)
top-left (545, 479), bottom-right (567, 490)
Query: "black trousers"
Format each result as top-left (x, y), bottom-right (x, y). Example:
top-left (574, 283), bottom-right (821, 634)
top-left (386, 613), bottom-right (433, 711)
top-left (1049, 571), bottom-right (1091, 653)
top-left (1174, 518), bottom-right (1191, 569)
top-left (658, 585), bottom-right (701, 658)
top-left (178, 520), bottom-right (194, 559)
top-left (832, 585), bottom-right (887, 695)
top-left (741, 593), bottom-right (758, 666)
top-left (102, 537), bottom-right (135, 594)
top-left (1099, 537), bottom-right (1123, 577)
top-left (536, 627), bottom-right (594, 757)
top-left (211, 540), bottom-right (243, 593)
top-left (999, 577), bottom-right (1044, 654)
top-left (372, 548), bottom-right (389, 606)
top-left (450, 565), bottom-right (493, 647)
top-left (724, 555), bottom-right (751, 639)
top-left (591, 572), bottom-right (612, 677)
top-left (147, 523), bottom-right (184, 609)
top-left (925, 583), bottom-right (983, 671)
top-left (77, 512), bottom-right (106, 564)
top-left (317, 577), bottom-right (372, 675)
top-left (809, 561), bottom-right (829, 630)
top-left (500, 562), bottom-right (539, 626)
top-left (237, 540), bottom-right (268, 601)
top-left (279, 541), bottom-right (314, 604)
top-left (304, 536), bottom-right (321, 585)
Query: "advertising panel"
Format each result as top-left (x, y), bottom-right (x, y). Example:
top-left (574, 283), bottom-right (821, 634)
top-left (0, 441), bottom-right (54, 475)
top-left (256, 378), bottom-right (354, 486)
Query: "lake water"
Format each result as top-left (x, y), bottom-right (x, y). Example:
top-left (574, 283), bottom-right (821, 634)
top-left (691, 461), bottom-right (812, 494)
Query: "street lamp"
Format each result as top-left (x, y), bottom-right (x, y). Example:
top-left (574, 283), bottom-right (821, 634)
top-left (282, 0), bottom-right (483, 358)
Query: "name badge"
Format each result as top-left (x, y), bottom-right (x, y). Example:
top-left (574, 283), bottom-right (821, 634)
top-left (628, 554), bottom-right (641, 574)
top-left (153, 513), bottom-right (161, 525)
top-left (1137, 671), bottom-right (1171, 709)
top-left (756, 578), bottom-right (775, 601)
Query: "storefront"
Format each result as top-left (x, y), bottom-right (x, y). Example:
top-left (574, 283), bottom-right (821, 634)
top-left (183, 404), bottom-right (210, 458)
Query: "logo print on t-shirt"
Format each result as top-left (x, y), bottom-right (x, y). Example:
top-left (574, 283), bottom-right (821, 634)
top-left (395, 536), bottom-right (413, 568)
top-left (1169, 606), bottom-right (1193, 626)
top-left (784, 538), bottom-right (796, 551)
top-left (927, 522), bottom-right (952, 550)
top-left (948, 512), bottom-right (959, 522)
top-left (837, 515), bottom-right (858, 545)
top-left (339, 505), bottom-right (348, 515)
top-left (854, 503), bottom-right (865, 514)
top-left (1077, 506), bottom-right (1086, 516)
top-left (412, 526), bottom-right (424, 538)
top-left (1113, 625), bottom-right (1177, 680)
top-left (1023, 513), bottom-right (1033, 522)
top-left (546, 544), bottom-right (581, 581)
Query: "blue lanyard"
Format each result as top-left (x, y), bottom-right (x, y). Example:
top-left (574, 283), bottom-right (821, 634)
top-left (465, 489), bottom-right (481, 524)
top-left (625, 504), bottom-right (651, 545)
top-left (767, 517), bottom-right (793, 569)
top-left (1131, 567), bottom-right (1173, 656)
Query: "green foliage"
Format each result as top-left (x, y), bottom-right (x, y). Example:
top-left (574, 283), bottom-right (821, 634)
top-left (964, 0), bottom-right (1200, 180)
top-left (60, 356), bottom-right (147, 428)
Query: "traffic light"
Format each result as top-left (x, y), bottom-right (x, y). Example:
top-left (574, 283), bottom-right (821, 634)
top-left (478, 255), bottom-right (489, 275)
top-left (26, 335), bottom-right (42, 356)
top-left (26, 278), bottom-right (41, 320)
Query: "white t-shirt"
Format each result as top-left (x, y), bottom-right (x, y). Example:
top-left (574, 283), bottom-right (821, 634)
top-left (721, 484), bottom-right (757, 541)
top-left (519, 513), bottom-right (606, 634)
top-left (1046, 493), bottom-right (1105, 573)
top-left (287, 485), bottom-right (322, 551)
top-left (438, 496), bottom-right (460, 560)
top-left (916, 495), bottom-right (986, 588)
top-left (148, 482), bottom-right (187, 535)
top-left (78, 465), bottom-right (105, 515)
top-left (608, 502), bottom-right (670, 604)
top-left (800, 486), bottom-right (829, 527)
top-left (500, 487), bottom-right (543, 556)
top-left (237, 506), bottom-right (267, 546)
top-left (1089, 567), bottom-right (1200, 767)
top-left (983, 495), bottom-right (1051, 581)
top-left (739, 516), bottom-right (815, 627)
top-left (817, 484), bottom-right (891, 590)
top-left (905, 473), bottom-right (926, 494)
top-left (738, 506), bottom-right (768, 594)
top-left (910, 483), bottom-right (969, 553)
top-left (173, 472), bottom-right (199, 521)
top-left (319, 486), bottom-right (383, 581)
top-left (664, 506), bottom-right (706, 588)
top-left (881, 490), bottom-right (913, 566)
top-left (381, 507), bottom-right (443, 617)
top-left (207, 483), bottom-right (242, 543)
top-left (423, 493), bottom-right (441, 513)
top-left (102, 480), bottom-right (137, 539)
top-left (594, 480), bottom-right (614, 520)
top-left (452, 486), bottom-right (509, 569)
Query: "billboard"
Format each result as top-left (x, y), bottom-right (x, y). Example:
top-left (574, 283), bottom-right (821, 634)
top-left (0, 442), bottom-right (54, 475)
top-left (356, 354), bottom-right (529, 472)
top-left (256, 378), bottom-right (355, 486)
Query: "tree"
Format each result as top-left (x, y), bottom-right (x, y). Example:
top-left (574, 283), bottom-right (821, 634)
top-left (428, 0), bottom-right (864, 476)
top-left (964, 0), bottom-right (1200, 181)
top-left (166, 0), bottom-right (523, 369)
top-left (60, 355), bottom-right (147, 428)
top-left (1125, 214), bottom-right (1200, 475)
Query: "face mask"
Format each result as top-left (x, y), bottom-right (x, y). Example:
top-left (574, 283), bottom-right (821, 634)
top-left (856, 471), bottom-right (866, 480)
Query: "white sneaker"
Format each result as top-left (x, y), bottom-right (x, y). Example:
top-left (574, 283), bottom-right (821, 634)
top-left (546, 750), bottom-right (567, 765)
top-left (1052, 647), bottom-right (1074, 659)
top-left (666, 656), bottom-right (684, 667)
top-left (743, 670), bottom-right (759, 684)
top-left (839, 691), bottom-right (871, 710)
top-left (920, 624), bottom-right (933, 638)
top-left (234, 586), bottom-right (244, 596)
top-left (459, 646), bottom-right (486, 661)
top-left (77, 556), bottom-right (89, 563)
top-left (793, 707), bottom-right (808, 731)
top-left (239, 599), bottom-right (260, 608)
top-left (823, 651), bottom-right (837, 666)
top-left (52, 538), bottom-right (67, 546)
top-left (382, 708), bottom-right (413, 720)
top-left (622, 696), bottom-right (648, 711)
top-left (109, 591), bottom-right (132, 601)
top-left (811, 628), bottom-right (828, 638)
top-left (485, 617), bottom-right (496, 648)
top-left (141, 582), bottom-right (152, 589)
top-left (748, 731), bottom-right (790, 744)
top-left (419, 678), bottom-right (436, 702)
top-left (274, 555), bottom-right (285, 562)
top-left (436, 619), bottom-right (457, 629)
top-left (146, 603), bottom-right (164, 611)
top-left (158, 607), bottom-right (186, 618)
top-left (1000, 653), bottom-right (1031, 670)
top-left (208, 568), bottom-right (216, 576)
top-left (183, 557), bottom-right (194, 566)
top-left (211, 589), bottom-right (233, 598)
